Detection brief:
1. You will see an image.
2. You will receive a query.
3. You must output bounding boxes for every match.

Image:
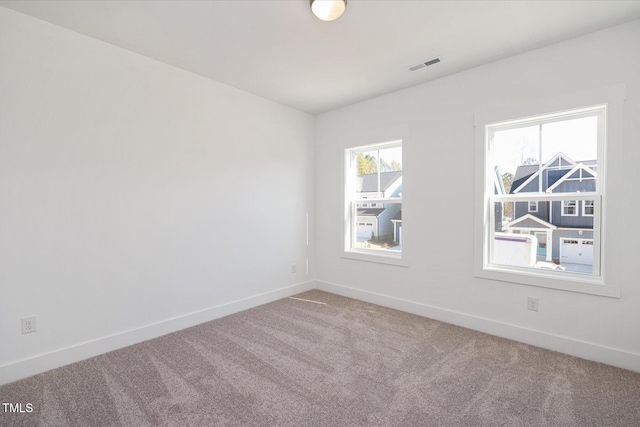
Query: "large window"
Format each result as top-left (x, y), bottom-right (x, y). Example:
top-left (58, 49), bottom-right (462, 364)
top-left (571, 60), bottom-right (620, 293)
top-left (344, 141), bottom-right (403, 265)
top-left (476, 101), bottom-right (618, 296)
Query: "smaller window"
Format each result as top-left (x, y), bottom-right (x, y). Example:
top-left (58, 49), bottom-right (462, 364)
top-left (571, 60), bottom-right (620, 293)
top-left (344, 140), bottom-right (403, 265)
top-left (528, 201), bottom-right (538, 213)
top-left (562, 200), bottom-right (578, 216)
top-left (583, 200), bottom-right (594, 216)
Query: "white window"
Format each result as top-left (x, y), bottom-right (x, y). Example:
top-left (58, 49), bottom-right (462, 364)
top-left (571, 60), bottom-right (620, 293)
top-left (562, 200), bottom-right (578, 216)
top-left (583, 200), bottom-right (595, 216)
top-left (344, 140), bottom-right (404, 265)
top-left (484, 106), bottom-right (603, 277)
top-left (474, 85), bottom-right (624, 298)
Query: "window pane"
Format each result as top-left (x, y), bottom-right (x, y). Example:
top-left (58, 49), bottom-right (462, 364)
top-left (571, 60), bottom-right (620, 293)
top-left (492, 199), bottom-right (596, 275)
top-left (542, 116), bottom-right (598, 193)
top-left (493, 116), bottom-right (598, 195)
top-left (379, 146), bottom-right (402, 172)
top-left (541, 116), bottom-right (597, 168)
top-left (493, 125), bottom-right (540, 186)
top-left (353, 202), bottom-right (402, 253)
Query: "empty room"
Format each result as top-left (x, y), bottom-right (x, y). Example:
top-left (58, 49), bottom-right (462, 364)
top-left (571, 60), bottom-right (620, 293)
top-left (1, 1), bottom-right (640, 425)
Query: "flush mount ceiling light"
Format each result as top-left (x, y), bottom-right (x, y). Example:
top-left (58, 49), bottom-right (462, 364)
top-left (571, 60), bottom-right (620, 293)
top-left (310, 0), bottom-right (347, 21)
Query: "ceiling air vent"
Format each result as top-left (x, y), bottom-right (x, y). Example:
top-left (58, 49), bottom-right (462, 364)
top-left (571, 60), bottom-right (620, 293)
top-left (409, 57), bottom-right (441, 71)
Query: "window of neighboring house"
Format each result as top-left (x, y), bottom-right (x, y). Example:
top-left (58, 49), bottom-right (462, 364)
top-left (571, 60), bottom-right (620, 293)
top-left (344, 140), bottom-right (404, 266)
top-left (474, 85), bottom-right (625, 298)
top-left (583, 200), bottom-right (595, 216)
top-left (562, 200), bottom-right (578, 216)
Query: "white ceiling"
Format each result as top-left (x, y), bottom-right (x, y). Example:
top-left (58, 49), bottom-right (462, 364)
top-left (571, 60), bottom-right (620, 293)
top-left (3, 1), bottom-right (640, 114)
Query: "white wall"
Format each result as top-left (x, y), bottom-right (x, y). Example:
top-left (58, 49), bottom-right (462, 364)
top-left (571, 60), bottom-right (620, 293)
top-left (0, 7), bottom-right (315, 384)
top-left (315, 20), bottom-right (640, 371)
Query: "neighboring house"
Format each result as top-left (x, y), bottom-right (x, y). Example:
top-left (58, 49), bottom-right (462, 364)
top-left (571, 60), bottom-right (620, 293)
top-left (391, 210), bottom-right (402, 246)
top-left (502, 153), bottom-right (596, 267)
top-left (493, 166), bottom-right (506, 232)
top-left (356, 171), bottom-right (402, 241)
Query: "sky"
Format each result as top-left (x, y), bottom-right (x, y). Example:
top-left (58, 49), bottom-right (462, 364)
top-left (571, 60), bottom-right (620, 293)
top-left (360, 145), bottom-right (402, 170)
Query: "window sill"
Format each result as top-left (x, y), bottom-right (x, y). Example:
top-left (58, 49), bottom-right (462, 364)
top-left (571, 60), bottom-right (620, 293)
top-left (475, 265), bottom-right (620, 298)
top-left (342, 250), bottom-right (409, 267)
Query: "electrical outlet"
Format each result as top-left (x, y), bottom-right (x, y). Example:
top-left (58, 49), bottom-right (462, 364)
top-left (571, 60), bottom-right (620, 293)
top-left (527, 297), bottom-right (539, 312)
top-left (21, 316), bottom-right (37, 334)
top-left (291, 264), bottom-right (297, 273)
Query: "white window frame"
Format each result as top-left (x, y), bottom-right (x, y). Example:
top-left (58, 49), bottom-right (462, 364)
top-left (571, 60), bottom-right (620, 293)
top-left (474, 85), bottom-right (625, 298)
top-left (528, 201), bottom-right (538, 213)
top-left (561, 200), bottom-right (578, 216)
top-left (583, 200), bottom-right (595, 217)
top-left (343, 140), bottom-right (406, 266)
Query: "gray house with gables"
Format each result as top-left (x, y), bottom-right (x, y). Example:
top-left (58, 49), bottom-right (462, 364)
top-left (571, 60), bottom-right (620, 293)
top-left (356, 171), bottom-right (402, 242)
top-left (502, 153), bottom-right (596, 269)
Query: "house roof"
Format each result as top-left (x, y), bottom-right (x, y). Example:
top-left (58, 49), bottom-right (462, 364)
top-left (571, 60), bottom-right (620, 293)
top-left (512, 165), bottom-right (539, 184)
top-left (546, 163), bottom-right (597, 193)
top-left (356, 208), bottom-right (385, 217)
top-left (510, 165), bottom-right (539, 194)
top-left (510, 153), bottom-right (596, 194)
top-left (504, 214), bottom-right (557, 230)
top-left (357, 171), bottom-right (402, 193)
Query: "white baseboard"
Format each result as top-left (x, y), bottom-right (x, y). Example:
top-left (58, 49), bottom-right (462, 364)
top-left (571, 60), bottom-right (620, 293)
top-left (0, 281), bottom-right (315, 386)
top-left (4, 279), bottom-right (637, 386)
top-left (316, 280), bottom-right (640, 373)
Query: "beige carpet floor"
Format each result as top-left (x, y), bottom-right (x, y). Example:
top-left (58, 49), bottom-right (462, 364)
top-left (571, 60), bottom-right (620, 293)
top-left (1, 290), bottom-right (639, 426)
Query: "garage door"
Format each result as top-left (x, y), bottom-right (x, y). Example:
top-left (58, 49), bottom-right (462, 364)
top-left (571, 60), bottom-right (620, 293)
top-left (356, 222), bottom-right (374, 239)
top-left (560, 238), bottom-right (593, 265)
